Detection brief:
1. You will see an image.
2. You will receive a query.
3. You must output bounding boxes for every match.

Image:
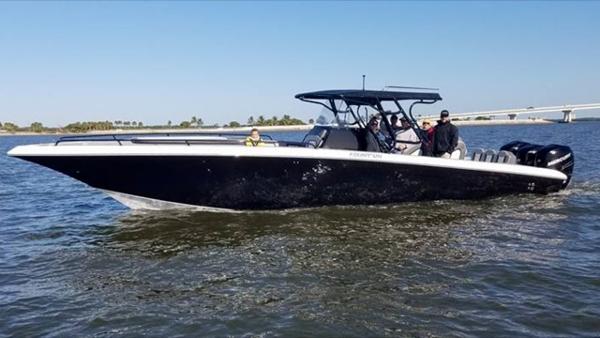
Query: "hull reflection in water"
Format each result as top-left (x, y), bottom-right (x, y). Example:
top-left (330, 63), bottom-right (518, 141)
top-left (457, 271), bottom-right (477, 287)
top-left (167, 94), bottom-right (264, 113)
top-left (101, 201), bottom-right (476, 255)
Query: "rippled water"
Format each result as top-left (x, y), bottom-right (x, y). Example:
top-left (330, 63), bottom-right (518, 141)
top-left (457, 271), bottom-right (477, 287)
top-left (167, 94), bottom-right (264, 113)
top-left (1, 123), bottom-right (600, 337)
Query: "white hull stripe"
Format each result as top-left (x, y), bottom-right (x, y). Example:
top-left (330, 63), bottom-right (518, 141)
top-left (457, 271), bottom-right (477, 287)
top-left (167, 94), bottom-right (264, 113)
top-left (8, 143), bottom-right (567, 181)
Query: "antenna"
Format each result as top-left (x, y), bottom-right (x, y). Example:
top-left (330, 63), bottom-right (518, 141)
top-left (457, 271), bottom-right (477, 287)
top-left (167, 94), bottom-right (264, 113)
top-left (385, 85), bottom-right (439, 91)
top-left (362, 75), bottom-right (366, 91)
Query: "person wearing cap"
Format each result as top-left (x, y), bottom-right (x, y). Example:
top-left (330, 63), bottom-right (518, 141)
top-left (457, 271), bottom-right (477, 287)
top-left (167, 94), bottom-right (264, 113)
top-left (420, 119), bottom-right (435, 156)
top-left (433, 110), bottom-right (459, 158)
top-left (365, 117), bottom-right (385, 152)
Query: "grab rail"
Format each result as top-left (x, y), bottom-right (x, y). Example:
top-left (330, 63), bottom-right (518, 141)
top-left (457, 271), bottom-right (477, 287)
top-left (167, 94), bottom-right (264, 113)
top-left (54, 132), bottom-right (274, 146)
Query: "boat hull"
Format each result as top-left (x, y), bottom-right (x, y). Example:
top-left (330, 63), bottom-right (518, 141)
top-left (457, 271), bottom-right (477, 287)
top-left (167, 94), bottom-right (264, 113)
top-left (16, 154), bottom-right (566, 210)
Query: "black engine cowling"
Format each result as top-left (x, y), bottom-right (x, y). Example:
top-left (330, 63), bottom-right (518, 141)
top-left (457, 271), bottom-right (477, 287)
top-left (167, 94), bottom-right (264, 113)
top-left (517, 144), bottom-right (545, 166)
top-left (500, 141), bottom-right (543, 165)
top-left (500, 140), bottom-right (531, 154)
top-left (500, 141), bottom-right (574, 188)
top-left (534, 144), bottom-right (574, 188)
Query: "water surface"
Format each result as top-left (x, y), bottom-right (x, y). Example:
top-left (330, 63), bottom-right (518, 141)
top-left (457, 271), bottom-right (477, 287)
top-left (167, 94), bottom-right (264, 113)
top-left (1, 123), bottom-right (599, 337)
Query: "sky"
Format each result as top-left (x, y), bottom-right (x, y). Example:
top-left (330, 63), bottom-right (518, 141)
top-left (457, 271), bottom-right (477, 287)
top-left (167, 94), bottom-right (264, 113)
top-left (0, 1), bottom-right (599, 127)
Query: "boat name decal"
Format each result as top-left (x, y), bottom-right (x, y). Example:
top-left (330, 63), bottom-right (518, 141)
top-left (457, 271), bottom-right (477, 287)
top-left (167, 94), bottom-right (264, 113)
top-left (348, 152), bottom-right (383, 160)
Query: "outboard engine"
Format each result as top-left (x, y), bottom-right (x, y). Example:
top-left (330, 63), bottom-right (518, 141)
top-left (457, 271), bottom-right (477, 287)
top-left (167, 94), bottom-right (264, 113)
top-left (500, 140), bottom-right (531, 155)
top-left (534, 144), bottom-right (575, 188)
top-left (500, 141), bottom-right (541, 164)
top-left (501, 140), bottom-right (575, 189)
top-left (516, 144), bottom-right (544, 165)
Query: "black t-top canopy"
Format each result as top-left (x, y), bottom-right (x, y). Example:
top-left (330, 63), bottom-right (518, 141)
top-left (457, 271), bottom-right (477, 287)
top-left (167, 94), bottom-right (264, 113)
top-left (295, 89), bottom-right (442, 105)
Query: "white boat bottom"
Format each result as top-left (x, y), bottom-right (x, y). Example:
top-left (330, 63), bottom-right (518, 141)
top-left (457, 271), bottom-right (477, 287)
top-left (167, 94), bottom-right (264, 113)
top-left (100, 189), bottom-right (238, 212)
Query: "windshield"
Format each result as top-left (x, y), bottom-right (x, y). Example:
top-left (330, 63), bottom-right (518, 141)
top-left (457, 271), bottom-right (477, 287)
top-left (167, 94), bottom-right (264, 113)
top-left (314, 100), bottom-right (361, 127)
top-left (313, 100), bottom-right (395, 128)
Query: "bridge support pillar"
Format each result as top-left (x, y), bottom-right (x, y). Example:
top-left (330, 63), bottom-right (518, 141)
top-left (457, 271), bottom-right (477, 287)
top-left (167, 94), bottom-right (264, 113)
top-left (562, 110), bottom-right (573, 123)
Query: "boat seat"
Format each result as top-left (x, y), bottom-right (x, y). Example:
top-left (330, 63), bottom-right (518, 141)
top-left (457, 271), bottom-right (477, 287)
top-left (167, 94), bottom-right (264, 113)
top-left (321, 128), bottom-right (361, 150)
top-left (471, 149), bottom-right (485, 161)
top-left (496, 150), bottom-right (517, 164)
top-left (482, 150), bottom-right (497, 162)
top-left (304, 128), bottom-right (329, 148)
top-left (470, 149), bottom-right (516, 164)
top-left (450, 138), bottom-right (467, 160)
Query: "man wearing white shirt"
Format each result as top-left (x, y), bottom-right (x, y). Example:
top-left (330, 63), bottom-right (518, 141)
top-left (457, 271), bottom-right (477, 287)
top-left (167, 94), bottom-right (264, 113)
top-left (395, 118), bottom-right (420, 154)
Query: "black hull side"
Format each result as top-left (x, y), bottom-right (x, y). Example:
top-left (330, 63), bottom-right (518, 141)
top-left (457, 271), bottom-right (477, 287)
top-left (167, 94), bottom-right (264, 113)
top-left (21, 156), bottom-right (565, 210)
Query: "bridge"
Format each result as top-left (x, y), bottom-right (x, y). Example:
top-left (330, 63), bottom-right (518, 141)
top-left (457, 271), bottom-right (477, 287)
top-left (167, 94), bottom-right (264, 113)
top-left (420, 103), bottom-right (600, 123)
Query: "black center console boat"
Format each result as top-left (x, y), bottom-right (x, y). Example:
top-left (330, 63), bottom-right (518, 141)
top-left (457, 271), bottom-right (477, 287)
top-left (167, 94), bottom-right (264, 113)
top-left (8, 89), bottom-right (574, 210)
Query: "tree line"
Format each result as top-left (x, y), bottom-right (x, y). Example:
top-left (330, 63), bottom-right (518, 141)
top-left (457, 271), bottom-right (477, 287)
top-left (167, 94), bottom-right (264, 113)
top-left (0, 114), bottom-right (311, 133)
top-left (243, 114), bottom-right (307, 127)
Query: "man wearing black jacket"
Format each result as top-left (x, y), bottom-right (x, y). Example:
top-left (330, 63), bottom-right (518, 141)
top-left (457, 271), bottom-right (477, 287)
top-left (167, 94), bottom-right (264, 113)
top-left (433, 110), bottom-right (459, 158)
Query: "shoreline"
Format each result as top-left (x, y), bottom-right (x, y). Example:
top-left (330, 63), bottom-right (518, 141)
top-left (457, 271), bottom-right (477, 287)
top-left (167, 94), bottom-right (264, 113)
top-left (0, 124), bottom-right (314, 136)
top-left (451, 119), bottom-right (553, 126)
top-left (0, 119), bottom-right (556, 136)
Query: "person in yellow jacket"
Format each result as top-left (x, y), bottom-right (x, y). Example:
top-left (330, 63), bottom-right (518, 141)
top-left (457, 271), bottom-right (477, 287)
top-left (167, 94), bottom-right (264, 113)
top-left (245, 128), bottom-right (265, 146)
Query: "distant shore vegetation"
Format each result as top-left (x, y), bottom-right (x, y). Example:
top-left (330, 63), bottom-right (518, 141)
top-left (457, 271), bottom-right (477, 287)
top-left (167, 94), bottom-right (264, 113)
top-left (0, 114), bottom-right (313, 134)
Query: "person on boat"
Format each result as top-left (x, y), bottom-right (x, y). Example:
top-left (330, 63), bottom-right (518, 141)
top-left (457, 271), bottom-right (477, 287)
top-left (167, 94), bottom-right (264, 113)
top-left (245, 128), bottom-right (265, 146)
top-left (365, 117), bottom-right (384, 152)
top-left (433, 110), bottom-right (459, 158)
top-left (420, 119), bottom-right (435, 156)
top-left (394, 117), bottom-right (420, 154)
top-left (389, 114), bottom-right (402, 132)
top-left (382, 114), bottom-right (400, 142)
